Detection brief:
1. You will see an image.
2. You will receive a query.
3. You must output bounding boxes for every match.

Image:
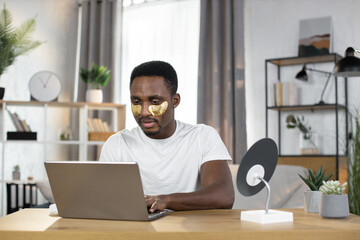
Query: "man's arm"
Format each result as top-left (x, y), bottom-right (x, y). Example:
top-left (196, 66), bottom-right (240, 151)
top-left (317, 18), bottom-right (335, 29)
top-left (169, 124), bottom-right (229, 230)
top-left (145, 160), bottom-right (235, 212)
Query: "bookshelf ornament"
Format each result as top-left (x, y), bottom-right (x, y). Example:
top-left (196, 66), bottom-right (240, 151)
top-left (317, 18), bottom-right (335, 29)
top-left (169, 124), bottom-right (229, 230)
top-left (58, 125), bottom-right (72, 141)
top-left (29, 71), bottom-right (62, 102)
top-left (236, 138), bottom-right (293, 224)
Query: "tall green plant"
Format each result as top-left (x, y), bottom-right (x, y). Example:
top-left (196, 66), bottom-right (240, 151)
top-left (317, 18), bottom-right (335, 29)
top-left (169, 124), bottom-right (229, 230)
top-left (0, 4), bottom-right (42, 76)
top-left (349, 108), bottom-right (360, 216)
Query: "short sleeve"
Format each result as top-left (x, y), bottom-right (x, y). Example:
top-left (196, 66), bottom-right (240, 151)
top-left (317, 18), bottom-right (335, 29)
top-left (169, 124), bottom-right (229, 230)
top-left (199, 125), bottom-right (232, 164)
top-left (99, 134), bottom-right (121, 162)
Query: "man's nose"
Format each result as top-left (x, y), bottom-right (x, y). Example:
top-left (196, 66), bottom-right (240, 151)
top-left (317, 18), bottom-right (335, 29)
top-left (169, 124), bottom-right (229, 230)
top-left (140, 103), bottom-right (151, 116)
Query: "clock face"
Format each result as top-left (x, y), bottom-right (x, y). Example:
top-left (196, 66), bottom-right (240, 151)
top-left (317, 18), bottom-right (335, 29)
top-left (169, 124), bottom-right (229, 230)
top-left (28, 71), bottom-right (62, 102)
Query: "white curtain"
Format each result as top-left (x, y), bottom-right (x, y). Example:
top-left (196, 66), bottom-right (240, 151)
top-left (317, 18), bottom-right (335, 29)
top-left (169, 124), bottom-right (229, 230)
top-left (121, 0), bottom-right (200, 130)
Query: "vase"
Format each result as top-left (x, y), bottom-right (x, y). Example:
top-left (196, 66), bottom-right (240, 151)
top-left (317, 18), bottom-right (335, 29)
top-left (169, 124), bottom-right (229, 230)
top-left (0, 87), bottom-right (4, 100)
top-left (58, 125), bottom-right (72, 140)
top-left (300, 132), bottom-right (318, 155)
top-left (86, 89), bottom-right (103, 103)
top-left (320, 194), bottom-right (349, 218)
top-left (12, 171), bottom-right (20, 180)
top-left (304, 190), bottom-right (321, 213)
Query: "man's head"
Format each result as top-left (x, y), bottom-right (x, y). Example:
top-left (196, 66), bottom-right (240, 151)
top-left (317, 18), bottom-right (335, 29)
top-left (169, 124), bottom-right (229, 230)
top-left (130, 61), bottom-right (178, 96)
top-left (130, 61), bottom-right (180, 139)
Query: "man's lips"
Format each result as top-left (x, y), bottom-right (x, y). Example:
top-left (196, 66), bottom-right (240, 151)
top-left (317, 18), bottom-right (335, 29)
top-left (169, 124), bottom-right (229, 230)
top-left (141, 121), bottom-right (155, 128)
top-left (139, 118), bottom-right (157, 128)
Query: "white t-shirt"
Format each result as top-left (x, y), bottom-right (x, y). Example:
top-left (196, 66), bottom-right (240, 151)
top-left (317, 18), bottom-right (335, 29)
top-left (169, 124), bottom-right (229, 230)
top-left (99, 121), bottom-right (231, 195)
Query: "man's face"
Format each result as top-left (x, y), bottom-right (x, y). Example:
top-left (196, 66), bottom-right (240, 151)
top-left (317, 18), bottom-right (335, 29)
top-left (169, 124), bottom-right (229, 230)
top-left (130, 76), bottom-right (180, 139)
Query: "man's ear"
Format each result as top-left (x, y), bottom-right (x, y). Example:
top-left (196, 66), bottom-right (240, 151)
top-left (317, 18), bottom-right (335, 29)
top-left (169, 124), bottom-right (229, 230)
top-left (173, 93), bottom-right (181, 108)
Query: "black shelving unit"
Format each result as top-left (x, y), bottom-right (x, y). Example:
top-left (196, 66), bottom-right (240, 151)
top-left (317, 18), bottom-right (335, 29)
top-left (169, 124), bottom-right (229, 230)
top-left (265, 53), bottom-right (348, 180)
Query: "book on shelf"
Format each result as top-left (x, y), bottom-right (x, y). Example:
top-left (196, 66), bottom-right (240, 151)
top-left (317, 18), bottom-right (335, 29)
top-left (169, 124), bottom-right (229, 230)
top-left (6, 108), bottom-right (32, 132)
top-left (87, 118), bottom-right (111, 133)
top-left (274, 82), bottom-right (298, 106)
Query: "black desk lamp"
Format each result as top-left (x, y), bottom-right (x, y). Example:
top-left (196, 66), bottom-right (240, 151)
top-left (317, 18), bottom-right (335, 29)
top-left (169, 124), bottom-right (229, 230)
top-left (295, 65), bottom-right (332, 105)
top-left (333, 47), bottom-right (360, 77)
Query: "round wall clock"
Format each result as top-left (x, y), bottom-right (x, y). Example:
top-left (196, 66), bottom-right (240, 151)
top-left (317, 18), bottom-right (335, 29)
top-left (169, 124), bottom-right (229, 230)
top-left (28, 71), bottom-right (62, 102)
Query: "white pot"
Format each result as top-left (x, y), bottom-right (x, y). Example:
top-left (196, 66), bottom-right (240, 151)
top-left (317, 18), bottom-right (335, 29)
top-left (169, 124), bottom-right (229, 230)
top-left (304, 190), bottom-right (321, 213)
top-left (320, 194), bottom-right (349, 218)
top-left (86, 89), bottom-right (103, 103)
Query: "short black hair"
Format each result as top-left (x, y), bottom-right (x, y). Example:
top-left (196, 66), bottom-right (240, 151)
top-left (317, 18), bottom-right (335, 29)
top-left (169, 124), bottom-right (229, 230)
top-left (130, 61), bottom-right (178, 95)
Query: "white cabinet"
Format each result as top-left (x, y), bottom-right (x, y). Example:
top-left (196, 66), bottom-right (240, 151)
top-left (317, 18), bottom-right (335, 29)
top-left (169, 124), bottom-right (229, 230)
top-left (0, 100), bottom-right (126, 216)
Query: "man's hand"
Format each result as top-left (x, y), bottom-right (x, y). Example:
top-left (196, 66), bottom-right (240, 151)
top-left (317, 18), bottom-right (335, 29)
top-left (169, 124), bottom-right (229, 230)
top-left (145, 195), bottom-right (168, 213)
top-left (144, 161), bottom-right (234, 212)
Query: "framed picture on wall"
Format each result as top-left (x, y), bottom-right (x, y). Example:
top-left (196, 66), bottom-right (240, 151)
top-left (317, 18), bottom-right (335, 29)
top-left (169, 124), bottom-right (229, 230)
top-left (298, 16), bottom-right (332, 57)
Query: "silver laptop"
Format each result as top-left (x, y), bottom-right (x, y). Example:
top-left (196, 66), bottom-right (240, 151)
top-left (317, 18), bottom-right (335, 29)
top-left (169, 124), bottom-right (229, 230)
top-left (44, 161), bottom-right (172, 221)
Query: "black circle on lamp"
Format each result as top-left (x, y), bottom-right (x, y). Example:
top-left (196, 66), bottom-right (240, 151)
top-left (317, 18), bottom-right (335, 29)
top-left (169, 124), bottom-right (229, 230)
top-left (295, 65), bottom-right (308, 81)
top-left (236, 138), bottom-right (278, 196)
top-left (333, 47), bottom-right (360, 77)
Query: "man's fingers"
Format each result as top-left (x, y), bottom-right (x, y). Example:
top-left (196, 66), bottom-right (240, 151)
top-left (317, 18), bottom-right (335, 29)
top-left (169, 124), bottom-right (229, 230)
top-left (149, 200), bottom-right (158, 213)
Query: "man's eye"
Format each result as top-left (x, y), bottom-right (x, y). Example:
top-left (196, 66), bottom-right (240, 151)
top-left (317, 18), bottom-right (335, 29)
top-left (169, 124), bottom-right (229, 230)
top-left (151, 100), bottom-right (160, 105)
top-left (132, 100), bottom-right (140, 105)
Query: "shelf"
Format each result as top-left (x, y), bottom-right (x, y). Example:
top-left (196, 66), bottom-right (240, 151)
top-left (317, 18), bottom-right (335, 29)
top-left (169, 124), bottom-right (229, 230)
top-left (267, 104), bottom-right (347, 112)
top-left (266, 53), bottom-right (342, 66)
top-left (279, 155), bottom-right (346, 158)
top-left (0, 100), bottom-right (125, 109)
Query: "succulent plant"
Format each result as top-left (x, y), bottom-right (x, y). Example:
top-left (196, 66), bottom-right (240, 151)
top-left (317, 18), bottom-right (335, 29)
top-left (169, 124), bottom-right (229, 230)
top-left (13, 165), bottom-right (19, 172)
top-left (320, 180), bottom-right (347, 195)
top-left (298, 166), bottom-right (333, 191)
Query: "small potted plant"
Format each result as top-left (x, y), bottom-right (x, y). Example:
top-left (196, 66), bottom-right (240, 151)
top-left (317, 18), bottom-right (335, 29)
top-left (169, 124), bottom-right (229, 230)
top-left (298, 166), bottom-right (333, 212)
top-left (286, 114), bottom-right (318, 154)
top-left (12, 165), bottom-right (20, 180)
top-left (80, 63), bottom-right (111, 103)
top-left (319, 180), bottom-right (349, 218)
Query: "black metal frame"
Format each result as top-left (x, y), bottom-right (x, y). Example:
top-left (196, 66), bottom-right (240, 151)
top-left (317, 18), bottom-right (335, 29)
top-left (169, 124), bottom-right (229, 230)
top-left (6, 182), bottom-right (38, 214)
top-left (265, 53), bottom-right (348, 180)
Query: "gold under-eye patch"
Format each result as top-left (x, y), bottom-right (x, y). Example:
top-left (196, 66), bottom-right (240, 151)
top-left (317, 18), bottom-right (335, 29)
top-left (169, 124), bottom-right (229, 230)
top-left (149, 101), bottom-right (168, 116)
top-left (131, 103), bottom-right (141, 116)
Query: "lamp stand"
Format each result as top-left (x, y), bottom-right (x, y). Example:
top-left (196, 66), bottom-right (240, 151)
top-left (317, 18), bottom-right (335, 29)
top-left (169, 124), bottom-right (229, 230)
top-left (240, 176), bottom-right (293, 224)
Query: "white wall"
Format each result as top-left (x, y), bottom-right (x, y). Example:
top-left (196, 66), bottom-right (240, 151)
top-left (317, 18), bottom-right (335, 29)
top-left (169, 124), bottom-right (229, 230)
top-left (244, 0), bottom-right (360, 154)
top-left (0, 0), bottom-right (78, 100)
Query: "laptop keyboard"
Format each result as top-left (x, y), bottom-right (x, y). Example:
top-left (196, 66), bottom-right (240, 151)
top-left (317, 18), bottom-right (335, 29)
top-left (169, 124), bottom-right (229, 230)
top-left (148, 209), bottom-right (173, 220)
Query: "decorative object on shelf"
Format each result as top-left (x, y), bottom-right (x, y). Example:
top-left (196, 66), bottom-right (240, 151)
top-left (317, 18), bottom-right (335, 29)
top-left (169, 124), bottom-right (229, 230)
top-left (298, 16), bottom-right (331, 57)
top-left (80, 63), bottom-right (111, 103)
top-left (0, 4), bottom-right (43, 100)
top-left (87, 117), bottom-right (114, 141)
top-left (28, 71), bottom-right (62, 102)
top-left (298, 166), bottom-right (333, 213)
top-left (273, 82), bottom-right (297, 106)
top-left (12, 165), bottom-right (20, 180)
top-left (319, 180), bottom-right (349, 218)
top-left (286, 114), bottom-right (318, 155)
top-left (7, 131), bottom-right (37, 140)
top-left (348, 108), bottom-right (360, 216)
top-left (295, 65), bottom-right (332, 105)
top-left (6, 108), bottom-right (32, 132)
top-left (0, 87), bottom-right (4, 99)
top-left (58, 125), bottom-right (72, 141)
top-left (333, 47), bottom-right (360, 77)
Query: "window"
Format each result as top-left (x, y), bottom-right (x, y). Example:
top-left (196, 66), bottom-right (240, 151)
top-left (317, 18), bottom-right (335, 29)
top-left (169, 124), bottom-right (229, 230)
top-left (121, 0), bottom-right (200, 129)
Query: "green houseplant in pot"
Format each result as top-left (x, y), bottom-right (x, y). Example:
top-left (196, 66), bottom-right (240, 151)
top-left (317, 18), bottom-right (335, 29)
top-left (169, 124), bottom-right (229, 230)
top-left (319, 180), bottom-right (349, 218)
top-left (0, 4), bottom-right (42, 99)
top-left (80, 63), bottom-right (110, 103)
top-left (286, 114), bottom-right (318, 155)
top-left (348, 108), bottom-right (360, 216)
top-left (298, 166), bottom-right (333, 212)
